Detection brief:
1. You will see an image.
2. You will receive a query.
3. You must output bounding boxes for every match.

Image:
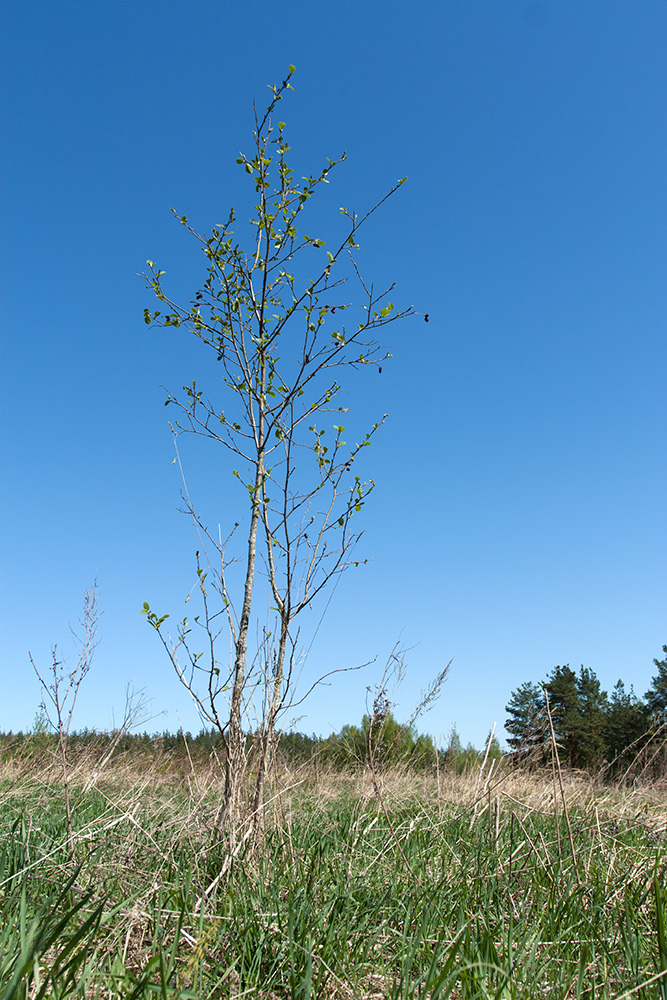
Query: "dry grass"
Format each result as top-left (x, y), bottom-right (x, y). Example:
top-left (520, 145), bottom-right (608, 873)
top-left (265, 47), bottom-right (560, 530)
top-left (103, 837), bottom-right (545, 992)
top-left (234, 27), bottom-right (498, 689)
top-left (2, 748), bottom-right (667, 998)
top-left (4, 744), bottom-right (667, 838)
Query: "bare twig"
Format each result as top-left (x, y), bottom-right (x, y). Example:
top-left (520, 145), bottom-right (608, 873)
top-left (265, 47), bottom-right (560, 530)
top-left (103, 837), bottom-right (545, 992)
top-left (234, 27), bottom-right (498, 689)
top-left (30, 583), bottom-right (102, 856)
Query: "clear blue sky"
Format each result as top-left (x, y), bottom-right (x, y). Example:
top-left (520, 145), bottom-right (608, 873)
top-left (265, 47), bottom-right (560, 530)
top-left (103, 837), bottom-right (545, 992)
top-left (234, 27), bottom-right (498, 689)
top-left (1, 0), bottom-right (665, 749)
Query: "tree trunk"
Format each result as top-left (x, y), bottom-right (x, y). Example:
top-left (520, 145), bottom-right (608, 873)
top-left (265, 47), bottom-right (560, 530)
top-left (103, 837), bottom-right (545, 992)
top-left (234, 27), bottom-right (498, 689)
top-left (216, 451), bottom-right (264, 839)
top-left (251, 616), bottom-right (289, 830)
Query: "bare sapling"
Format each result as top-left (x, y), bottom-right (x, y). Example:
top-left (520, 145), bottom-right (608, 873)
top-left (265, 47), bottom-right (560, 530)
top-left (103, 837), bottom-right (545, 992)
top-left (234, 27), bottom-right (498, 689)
top-left (366, 645), bottom-right (450, 885)
top-left (30, 583), bottom-right (102, 856)
top-left (141, 67), bottom-right (419, 839)
top-left (83, 684), bottom-right (150, 792)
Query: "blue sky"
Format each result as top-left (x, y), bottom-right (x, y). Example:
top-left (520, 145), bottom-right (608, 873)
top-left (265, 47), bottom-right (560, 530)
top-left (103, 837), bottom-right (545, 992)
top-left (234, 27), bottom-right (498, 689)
top-left (1, 0), bottom-right (665, 749)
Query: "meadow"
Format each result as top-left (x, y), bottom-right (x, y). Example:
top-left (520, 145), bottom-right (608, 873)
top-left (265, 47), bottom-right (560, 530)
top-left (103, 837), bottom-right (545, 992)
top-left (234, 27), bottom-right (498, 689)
top-left (1, 741), bottom-right (667, 999)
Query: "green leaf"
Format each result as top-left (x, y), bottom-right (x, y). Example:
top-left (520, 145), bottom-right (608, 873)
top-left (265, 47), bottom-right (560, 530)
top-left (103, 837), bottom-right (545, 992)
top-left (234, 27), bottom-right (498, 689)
top-left (288, 64), bottom-right (296, 73)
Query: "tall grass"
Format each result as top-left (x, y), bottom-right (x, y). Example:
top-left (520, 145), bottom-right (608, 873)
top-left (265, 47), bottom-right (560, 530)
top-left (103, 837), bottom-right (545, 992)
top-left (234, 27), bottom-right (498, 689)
top-left (1, 748), bottom-right (666, 998)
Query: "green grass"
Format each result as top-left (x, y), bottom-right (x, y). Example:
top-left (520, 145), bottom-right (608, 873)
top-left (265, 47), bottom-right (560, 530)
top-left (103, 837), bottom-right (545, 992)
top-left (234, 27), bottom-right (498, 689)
top-left (1, 758), bottom-right (666, 998)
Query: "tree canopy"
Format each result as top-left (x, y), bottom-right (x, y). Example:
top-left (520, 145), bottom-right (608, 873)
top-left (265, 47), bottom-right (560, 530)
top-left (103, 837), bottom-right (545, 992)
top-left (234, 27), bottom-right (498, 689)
top-left (505, 647), bottom-right (666, 776)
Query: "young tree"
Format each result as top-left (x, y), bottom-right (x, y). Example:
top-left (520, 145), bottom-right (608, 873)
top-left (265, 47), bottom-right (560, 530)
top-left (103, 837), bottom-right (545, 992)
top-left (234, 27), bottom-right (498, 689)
top-left (29, 585), bottom-right (101, 856)
top-left (442, 726), bottom-right (480, 774)
top-left (141, 68), bottom-right (416, 836)
top-left (482, 727), bottom-right (504, 765)
top-left (335, 711), bottom-right (437, 769)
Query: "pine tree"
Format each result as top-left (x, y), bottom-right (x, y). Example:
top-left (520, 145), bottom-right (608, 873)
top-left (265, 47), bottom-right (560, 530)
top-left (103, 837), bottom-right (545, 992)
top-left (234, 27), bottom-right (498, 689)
top-left (545, 665), bottom-right (580, 768)
top-left (443, 726), bottom-right (479, 774)
top-left (573, 666), bottom-right (608, 769)
top-left (645, 646), bottom-right (667, 721)
top-left (605, 680), bottom-right (649, 767)
top-left (545, 665), bottom-right (609, 769)
top-left (504, 682), bottom-right (546, 760)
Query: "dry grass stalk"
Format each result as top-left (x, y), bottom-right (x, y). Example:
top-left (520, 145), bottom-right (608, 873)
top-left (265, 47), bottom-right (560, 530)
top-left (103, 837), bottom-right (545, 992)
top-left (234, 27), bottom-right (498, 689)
top-left (543, 686), bottom-right (581, 884)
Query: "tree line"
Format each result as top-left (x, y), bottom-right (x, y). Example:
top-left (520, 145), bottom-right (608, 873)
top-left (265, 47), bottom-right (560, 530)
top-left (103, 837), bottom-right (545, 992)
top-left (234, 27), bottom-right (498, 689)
top-left (2, 707), bottom-right (499, 775)
top-left (505, 645), bottom-right (667, 775)
top-left (0, 714), bottom-right (444, 772)
top-left (5, 646), bottom-right (664, 779)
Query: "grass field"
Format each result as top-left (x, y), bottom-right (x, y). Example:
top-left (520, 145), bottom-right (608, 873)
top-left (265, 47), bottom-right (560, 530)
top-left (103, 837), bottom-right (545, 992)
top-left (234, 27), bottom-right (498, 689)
top-left (1, 746), bottom-right (667, 998)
